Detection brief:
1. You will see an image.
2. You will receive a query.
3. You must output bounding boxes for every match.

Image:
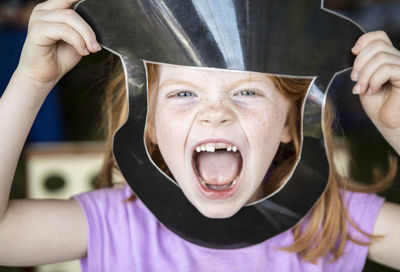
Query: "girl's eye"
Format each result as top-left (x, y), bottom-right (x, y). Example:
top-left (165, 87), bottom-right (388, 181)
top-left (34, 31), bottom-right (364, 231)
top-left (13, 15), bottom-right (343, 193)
top-left (176, 91), bottom-right (194, 97)
top-left (237, 90), bottom-right (256, 96)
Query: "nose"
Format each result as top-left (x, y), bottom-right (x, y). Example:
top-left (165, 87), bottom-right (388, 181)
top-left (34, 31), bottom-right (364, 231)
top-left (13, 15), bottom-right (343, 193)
top-left (196, 99), bottom-right (235, 126)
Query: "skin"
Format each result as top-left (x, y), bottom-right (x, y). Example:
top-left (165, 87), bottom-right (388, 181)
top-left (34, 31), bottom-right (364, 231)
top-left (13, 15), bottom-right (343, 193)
top-left (350, 31), bottom-right (400, 268)
top-left (0, 0), bottom-right (399, 268)
top-left (0, 0), bottom-right (97, 265)
top-left (152, 65), bottom-right (291, 218)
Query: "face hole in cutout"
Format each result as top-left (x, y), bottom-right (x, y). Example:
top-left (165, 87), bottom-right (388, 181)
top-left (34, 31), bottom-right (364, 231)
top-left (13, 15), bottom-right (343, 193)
top-left (143, 62), bottom-right (311, 201)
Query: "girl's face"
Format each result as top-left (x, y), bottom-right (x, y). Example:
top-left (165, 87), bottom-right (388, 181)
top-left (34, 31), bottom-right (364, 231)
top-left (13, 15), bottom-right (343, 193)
top-left (150, 64), bottom-right (292, 218)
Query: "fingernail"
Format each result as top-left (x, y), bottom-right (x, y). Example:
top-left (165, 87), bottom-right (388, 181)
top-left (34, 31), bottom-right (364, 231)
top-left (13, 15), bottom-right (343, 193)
top-left (351, 44), bottom-right (361, 53)
top-left (93, 41), bottom-right (101, 51)
top-left (351, 71), bottom-right (359, 81)
top-left (353, 83), bottom-right (361, 94)
top-left (84, 48), bottom-right (90, 56)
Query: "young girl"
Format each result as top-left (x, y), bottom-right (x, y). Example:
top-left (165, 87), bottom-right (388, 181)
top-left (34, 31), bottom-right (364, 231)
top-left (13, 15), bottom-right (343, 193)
top-left (0, 0), bottom-right (400, 271)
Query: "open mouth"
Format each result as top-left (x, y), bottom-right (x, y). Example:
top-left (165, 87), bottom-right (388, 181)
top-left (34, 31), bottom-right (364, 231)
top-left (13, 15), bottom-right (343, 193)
top-left (192, 142), bottom-right (243, 194)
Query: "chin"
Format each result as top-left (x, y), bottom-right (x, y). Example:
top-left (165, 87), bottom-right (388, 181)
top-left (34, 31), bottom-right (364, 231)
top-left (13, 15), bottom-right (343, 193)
top-left (193, 200), bottom-right (243, 219)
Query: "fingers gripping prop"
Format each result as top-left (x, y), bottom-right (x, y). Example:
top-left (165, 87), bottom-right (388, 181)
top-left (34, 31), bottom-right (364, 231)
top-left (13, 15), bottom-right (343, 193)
top-left (75, 0), bottom-right (364, 248)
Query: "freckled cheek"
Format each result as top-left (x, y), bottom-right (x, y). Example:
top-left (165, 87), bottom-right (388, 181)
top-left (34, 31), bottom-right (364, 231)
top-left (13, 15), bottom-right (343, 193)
top-left (239, 108), bottom-right (284, 147)
top-left (154, 106), bottom-right (192, 149)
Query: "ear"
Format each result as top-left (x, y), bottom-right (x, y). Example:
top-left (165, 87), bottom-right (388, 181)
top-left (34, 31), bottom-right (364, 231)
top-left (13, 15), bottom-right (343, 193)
top-left (150, 128), bottom-right (158, 145)
top-left (146, 75), bottom-right (158, 145)
top-left (145, 117), bottom-right (158, 145)
top-left (280, 118), bottom-right (293, 144)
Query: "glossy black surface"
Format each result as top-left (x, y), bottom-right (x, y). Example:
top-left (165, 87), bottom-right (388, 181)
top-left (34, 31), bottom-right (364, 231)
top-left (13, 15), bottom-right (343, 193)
top-left (75, 0), bottom-right (363, 248)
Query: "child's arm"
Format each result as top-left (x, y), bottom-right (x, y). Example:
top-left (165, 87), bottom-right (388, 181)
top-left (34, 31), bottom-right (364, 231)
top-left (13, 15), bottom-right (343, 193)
top-left (0, 0), bottom-right (100, 266)
top-left (351, 31), bottom-right (400, 154)
top-left (351, 31), bottom-right (400, 269)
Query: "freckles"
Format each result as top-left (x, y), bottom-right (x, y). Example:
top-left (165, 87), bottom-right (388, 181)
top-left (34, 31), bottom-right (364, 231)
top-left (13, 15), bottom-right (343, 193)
top-left (158, 122), bottom-right (174, 139)
top-left (156, 107), bottom-right (190, 144)
top-left (155, 109), bottom-right (174, 139)
top-left (240, 107), bottom-right (282, 146)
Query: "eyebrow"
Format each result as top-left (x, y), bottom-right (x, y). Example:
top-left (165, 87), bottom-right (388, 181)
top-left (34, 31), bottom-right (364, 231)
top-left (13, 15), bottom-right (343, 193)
top-left (157, 74), bottom-right (273, 91)
top-left (158, 79), bottom-right (201, 91)
top-left (228, 76), bottom-right (273, 90)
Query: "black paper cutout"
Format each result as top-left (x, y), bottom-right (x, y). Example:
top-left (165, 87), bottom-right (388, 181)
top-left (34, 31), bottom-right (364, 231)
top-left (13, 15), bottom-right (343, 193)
top-left (75, 0), bottom-right (364, 248)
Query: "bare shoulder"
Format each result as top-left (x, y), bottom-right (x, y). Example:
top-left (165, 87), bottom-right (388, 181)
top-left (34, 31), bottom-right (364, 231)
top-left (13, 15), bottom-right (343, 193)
top-left (368, 201), bottom-right (400, 269)
top-left (0, 198), bottom-right (87, 266)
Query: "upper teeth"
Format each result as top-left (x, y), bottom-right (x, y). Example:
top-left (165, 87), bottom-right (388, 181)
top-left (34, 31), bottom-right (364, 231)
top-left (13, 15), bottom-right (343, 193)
top-left (195, 143), bottom-right (238, 153)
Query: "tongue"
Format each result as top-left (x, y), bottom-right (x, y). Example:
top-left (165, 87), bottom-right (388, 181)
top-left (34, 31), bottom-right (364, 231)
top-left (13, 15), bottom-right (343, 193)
top-left (196, 150), bottom-right (241, 185)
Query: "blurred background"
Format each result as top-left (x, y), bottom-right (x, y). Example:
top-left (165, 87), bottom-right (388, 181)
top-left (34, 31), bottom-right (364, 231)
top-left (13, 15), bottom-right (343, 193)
top-left (0, 0), bottom-right (400, 271)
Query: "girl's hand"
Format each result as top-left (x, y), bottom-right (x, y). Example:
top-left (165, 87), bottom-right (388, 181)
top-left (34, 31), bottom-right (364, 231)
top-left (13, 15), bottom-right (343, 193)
top-left (16, 0), bottom-right (101, 92)
top-left (351, 31), bottom-right (400, 153)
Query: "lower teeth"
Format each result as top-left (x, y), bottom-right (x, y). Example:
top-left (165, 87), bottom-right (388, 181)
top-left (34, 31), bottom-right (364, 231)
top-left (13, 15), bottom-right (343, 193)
top-left (207, 184), bottom-right (230, 190)
top-left (201, 178), bottom-right (237, 191)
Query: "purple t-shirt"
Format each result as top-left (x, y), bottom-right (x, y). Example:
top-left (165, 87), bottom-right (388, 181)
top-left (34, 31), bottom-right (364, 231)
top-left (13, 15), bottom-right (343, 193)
top-left (73, 186), bottom-right (384, 272)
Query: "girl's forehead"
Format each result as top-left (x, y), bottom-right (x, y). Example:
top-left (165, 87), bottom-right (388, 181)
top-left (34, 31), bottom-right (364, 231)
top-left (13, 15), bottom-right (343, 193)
top-left (154, 63), bottom-right (274, 85)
